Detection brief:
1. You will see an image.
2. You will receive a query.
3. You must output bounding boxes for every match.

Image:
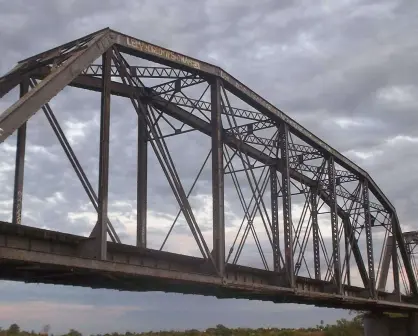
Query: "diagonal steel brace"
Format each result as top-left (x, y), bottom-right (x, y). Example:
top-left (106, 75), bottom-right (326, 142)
top-left (30, 79), bottom-right (120, 243)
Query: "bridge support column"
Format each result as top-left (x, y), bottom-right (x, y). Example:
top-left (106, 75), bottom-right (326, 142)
top-left (211, 77), bottom-right (225, 276)
top-left (328, 156), bottom-right (342, 294)
top-left (363, 313), bottom-right (418, 336)
top-left (270, 166), bottom-right (280, 272)
top-left (310, 187), bottom-right (321, 280)
top-left (95, 49), bottom-right (112, 260)
top-left (12, 78), bottom-right (29, 225)
top-left (279, 123), bottom-right (294, 287)
top-left (136, 105), bottom-right (147, 248)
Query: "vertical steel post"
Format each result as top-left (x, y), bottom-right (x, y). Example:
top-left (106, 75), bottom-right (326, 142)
top-left (310, 187), bottom-right (321, 280)
top-left (392, 220), bottom-right (401, 300)
top-left (363, 179), bottom-right (376, 298)
top-left (328, 156), bottom-right (342, 294)
top-left (137, 107), bottom-right (147, 248)
top-left (270, 166), bottom-right (280, 272)
top-left (96, 49), bottom-right (112, 260)
top-left (344, 221), bottom-right (351, 286)
top-left (279, 123), bottom-right (294, 287)
top-left (12, 78), bottom-right (29, 225)
top-left (394, 215), bottom-right (418, 295)
top-left (377, 235), bottom-right (392, 291)
top-left (211, 77), bottom-right (225, 276)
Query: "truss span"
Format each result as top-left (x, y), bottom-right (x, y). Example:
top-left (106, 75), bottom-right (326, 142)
top-left (0, 28), bottom-right (417, 312)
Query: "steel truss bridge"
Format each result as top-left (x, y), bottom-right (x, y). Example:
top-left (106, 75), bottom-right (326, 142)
top-left (0, 28), bottom-right (418, 314)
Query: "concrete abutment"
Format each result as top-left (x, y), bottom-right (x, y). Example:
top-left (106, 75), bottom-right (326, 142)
top-left (364, 313), bottom-right (418, 336)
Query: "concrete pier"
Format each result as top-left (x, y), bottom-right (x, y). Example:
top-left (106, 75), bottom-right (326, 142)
top-left (364, 313), bottom-right (418, 336)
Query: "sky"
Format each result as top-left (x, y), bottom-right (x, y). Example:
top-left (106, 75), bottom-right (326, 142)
top-left (1, 0), bottom-right (418, 334)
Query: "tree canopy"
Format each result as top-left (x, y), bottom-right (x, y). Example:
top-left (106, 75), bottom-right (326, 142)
top-left (0, 315), bottom-right (364, 336)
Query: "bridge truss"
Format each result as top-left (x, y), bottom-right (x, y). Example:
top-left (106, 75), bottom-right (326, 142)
top-left (0, 28), bottom-right (417, 312)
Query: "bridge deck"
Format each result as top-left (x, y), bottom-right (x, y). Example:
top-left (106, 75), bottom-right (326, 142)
top-left (0, 221), bottom-right (415, 312)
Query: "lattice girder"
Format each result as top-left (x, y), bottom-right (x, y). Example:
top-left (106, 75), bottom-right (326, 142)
top-left (0, 28), bottom-right (417, 306)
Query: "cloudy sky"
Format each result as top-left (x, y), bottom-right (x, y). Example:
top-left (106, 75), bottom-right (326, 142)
top-left (1, 0), bottom-right (418, 334)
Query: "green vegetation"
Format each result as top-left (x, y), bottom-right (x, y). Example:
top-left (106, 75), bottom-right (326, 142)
top-left (0, 315), bottom-right (364, 336)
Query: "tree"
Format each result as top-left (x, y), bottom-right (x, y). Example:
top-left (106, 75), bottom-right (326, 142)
top-left (64, 329), bottom-right (82, 336)
top-left (323, 317), bottom-right (363, 336)
top-left (215, 324), bottom-right (232, 336)
top-left (8, 324), bottom-right (20, 335)
top-left (42, 324), bottom-right (51, 335)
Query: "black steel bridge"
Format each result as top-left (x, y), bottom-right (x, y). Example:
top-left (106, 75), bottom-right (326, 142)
top-left (1, 28), bottom-right (418, 316)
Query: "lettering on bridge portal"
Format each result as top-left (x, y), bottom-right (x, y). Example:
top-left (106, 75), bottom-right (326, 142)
top-left (126, 37), bottom-right (201, 70)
